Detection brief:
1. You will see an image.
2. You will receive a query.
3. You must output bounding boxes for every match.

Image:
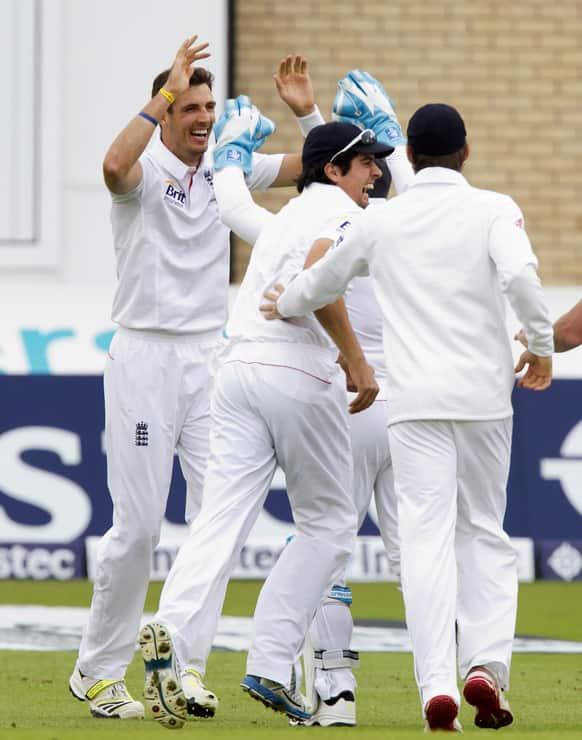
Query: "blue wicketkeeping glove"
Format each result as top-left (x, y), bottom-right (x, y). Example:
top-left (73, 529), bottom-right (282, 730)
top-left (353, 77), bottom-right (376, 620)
top-left (213, 95), bottom-right (276, 175)
top-left (332, 69), bottom-right (406, 148)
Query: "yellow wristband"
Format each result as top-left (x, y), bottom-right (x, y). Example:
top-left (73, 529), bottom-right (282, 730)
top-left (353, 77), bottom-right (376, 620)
top-left (159, 87), bottom-right (175, 105)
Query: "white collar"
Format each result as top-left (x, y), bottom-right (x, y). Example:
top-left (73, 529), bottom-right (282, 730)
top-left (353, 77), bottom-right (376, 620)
top-left (303, 182), bottom-right (364, 210)
top-left (150, 135), bottom-right (202, 182)
top-left (412, 167), bottom-right (469, 187)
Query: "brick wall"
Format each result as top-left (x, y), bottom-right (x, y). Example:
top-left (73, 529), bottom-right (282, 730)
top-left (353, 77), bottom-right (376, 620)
top-left (231, 0), bottom-right (582, 284)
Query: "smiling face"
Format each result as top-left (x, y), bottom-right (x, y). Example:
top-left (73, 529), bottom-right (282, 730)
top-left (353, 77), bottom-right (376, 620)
top-left (160, 84), bottom-right (216, 166)
top-left (325, 154), bottom-right (382, 208)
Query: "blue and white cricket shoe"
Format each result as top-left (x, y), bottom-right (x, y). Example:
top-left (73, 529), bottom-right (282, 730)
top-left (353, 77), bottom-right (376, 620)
top-left (139, 622), bottom-right (189, 729)
top-left (241, 674), bottom-right (312, 721)
top-left (139, 622), bottom-right (219, 728)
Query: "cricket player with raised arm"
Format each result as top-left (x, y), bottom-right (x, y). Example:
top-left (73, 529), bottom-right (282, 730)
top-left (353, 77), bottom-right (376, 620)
top-left (69, 35), bottom-right (304, 724)
top-left (261, 102), bottom-right (554, 732)
top-left (134, 93), bottom-right (392, 726)
top-left (212, 61), bottom-right (412, 727)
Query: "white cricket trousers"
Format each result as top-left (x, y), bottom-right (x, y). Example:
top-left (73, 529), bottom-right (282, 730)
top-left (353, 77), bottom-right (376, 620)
top-left (78, 328), bottom-right (215, 679)
top-left (347, 396), bottom-right (398, 569)
top-left (156, 347), bottom-right (358, 687)
top-left (388, 418), bottom-right (517, 709)
top-left (309, 397), bottom-right (398, 700)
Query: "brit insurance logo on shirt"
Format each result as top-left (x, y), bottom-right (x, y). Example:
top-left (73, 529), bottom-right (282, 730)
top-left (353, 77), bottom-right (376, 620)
top-left (163, 178), bottom-right (186, 209)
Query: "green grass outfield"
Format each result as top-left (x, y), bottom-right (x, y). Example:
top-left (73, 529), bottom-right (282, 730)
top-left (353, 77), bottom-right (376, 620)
top-left (0, 580), bottom-right (581, 739)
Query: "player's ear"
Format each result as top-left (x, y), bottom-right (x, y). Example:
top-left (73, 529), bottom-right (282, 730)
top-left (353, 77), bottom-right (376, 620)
top-left (324, 162), bottom-right (341, 184)
top-left (463, 142), bottom-right (470, 162)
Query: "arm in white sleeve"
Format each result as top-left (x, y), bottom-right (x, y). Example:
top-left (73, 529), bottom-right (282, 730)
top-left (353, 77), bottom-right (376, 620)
top-left (385, 145), bottom-right (415, 194)
top-left (296, 105), bottom-right (325, 137)
top-left (505, 264), bottom-right (554, 356)
top-left (488, 197), bottom-right (553, 356)
top-left (246, 152), bottom-right (285, 191)
top-left (214, 167), bottom-right (274, 245)
top-left (278, 217), bottom-right (371, 317)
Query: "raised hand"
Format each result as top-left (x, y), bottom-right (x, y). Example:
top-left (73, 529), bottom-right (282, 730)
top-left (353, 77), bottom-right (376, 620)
top-left (273, 55), bottom-right (316, 117)
top-left (333, 69), bottom-right (406, 148)
top-left (163, 35), bottom-right (211, 98)
top-left (213, 95), bottom-right (276, 174)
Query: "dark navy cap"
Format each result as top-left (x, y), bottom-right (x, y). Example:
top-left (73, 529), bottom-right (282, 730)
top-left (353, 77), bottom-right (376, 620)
top-left (302, 122), bottom-right (394, 168)
top-left (407, 103), bottom-right (467, 155)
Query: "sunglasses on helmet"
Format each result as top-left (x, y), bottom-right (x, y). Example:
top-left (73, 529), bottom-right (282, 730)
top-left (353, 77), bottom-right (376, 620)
top-left (329, 129), bottom-right (377, 163)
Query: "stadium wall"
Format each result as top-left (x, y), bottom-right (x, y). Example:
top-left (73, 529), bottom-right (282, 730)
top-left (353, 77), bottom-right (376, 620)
top-left (230, 0), bottom-right (582, 285)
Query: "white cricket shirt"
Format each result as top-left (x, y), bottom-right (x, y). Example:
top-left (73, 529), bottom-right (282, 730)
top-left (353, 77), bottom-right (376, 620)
top-left (278, 167), bottom-right (554, 423)
top-left (225, 182), bottom-right (362, 353)
top-left (110, 135), bottom-right (282, 335)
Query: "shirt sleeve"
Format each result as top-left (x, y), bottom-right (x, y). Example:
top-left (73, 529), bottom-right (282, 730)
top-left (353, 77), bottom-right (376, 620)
top-left (506, 265), bottom-right (554, 356)
top-left (213, 167), bottom-right (274, 245)
top-left (385, 145), bottom-right (415, 194)
top-left (110, 155), bottom-right (149, 203)
top-left (296, 105), bottom-right (325, 137)
top-left (278, 213), bottom-right (372, 317)
top-left (317, 212), bottom-right (361, 243)
top-left (489, 196), bottom-right (553, 356)
top-left (246, 152), bottom-right (285, 191)
top-left (488, 197), bottom-right (538, 285)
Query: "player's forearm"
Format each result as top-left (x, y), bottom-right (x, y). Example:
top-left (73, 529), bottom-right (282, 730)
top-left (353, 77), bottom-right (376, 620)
top-left (278, 260), bottom-right (347, 318)
top-left (385, 146), bottom-right (415, 194)
top-left (279, 234), bottom-right (367, 318)
top-left (270, 153), bottom-right (302, 186)
top-left (314, 299), bottom-right (366, 365)
top-left (553, 300), bottom-right (582, 352)
top-left (103, 95), bottom-right (170, 190)
top-left (214, 167), bottom-right (273, 244)
top-left (505, 264), bottom-right (554, 356)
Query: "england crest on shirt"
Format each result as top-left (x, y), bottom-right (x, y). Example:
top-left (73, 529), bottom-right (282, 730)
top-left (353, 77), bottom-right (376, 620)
top-left (331, 219), bottom-right (352, 250)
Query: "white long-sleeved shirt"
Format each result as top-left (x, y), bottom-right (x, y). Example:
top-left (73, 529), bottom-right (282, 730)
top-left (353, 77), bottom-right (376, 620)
top-left (213, 147), bottom-right (413, 395)
top-left (215, 169), bottom-right (390, 394)
top-left (278, 167), bottom-right (554, 424)
top-left (224, 182), bottom-right (362, 352)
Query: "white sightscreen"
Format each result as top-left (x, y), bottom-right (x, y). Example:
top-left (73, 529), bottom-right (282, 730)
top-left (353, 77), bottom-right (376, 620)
top-left (0, 0), bottom-right (230, 269)
top-left (0, 0), bottom-right (36, 241)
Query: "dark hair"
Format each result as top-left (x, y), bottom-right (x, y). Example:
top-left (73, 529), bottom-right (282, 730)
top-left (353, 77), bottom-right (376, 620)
top-left (151, 67), bottom-right (214, 111)
top-left (296, 150), bottom-right (359, 193)
top-left (409, 146), bottom-right (466, 173)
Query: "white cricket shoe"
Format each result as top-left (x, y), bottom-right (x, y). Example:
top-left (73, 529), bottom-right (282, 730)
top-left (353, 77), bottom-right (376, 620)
top-left (69, 665), bottom-right (144, 719)
top-left (181, 668), bottom-right (219, 718)
top-left (303, 690), bottom-right (356, 726)
top-left (139, 622), bottom-right (188, 729)
top-left (463, 666), bottom-right (513, 729)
